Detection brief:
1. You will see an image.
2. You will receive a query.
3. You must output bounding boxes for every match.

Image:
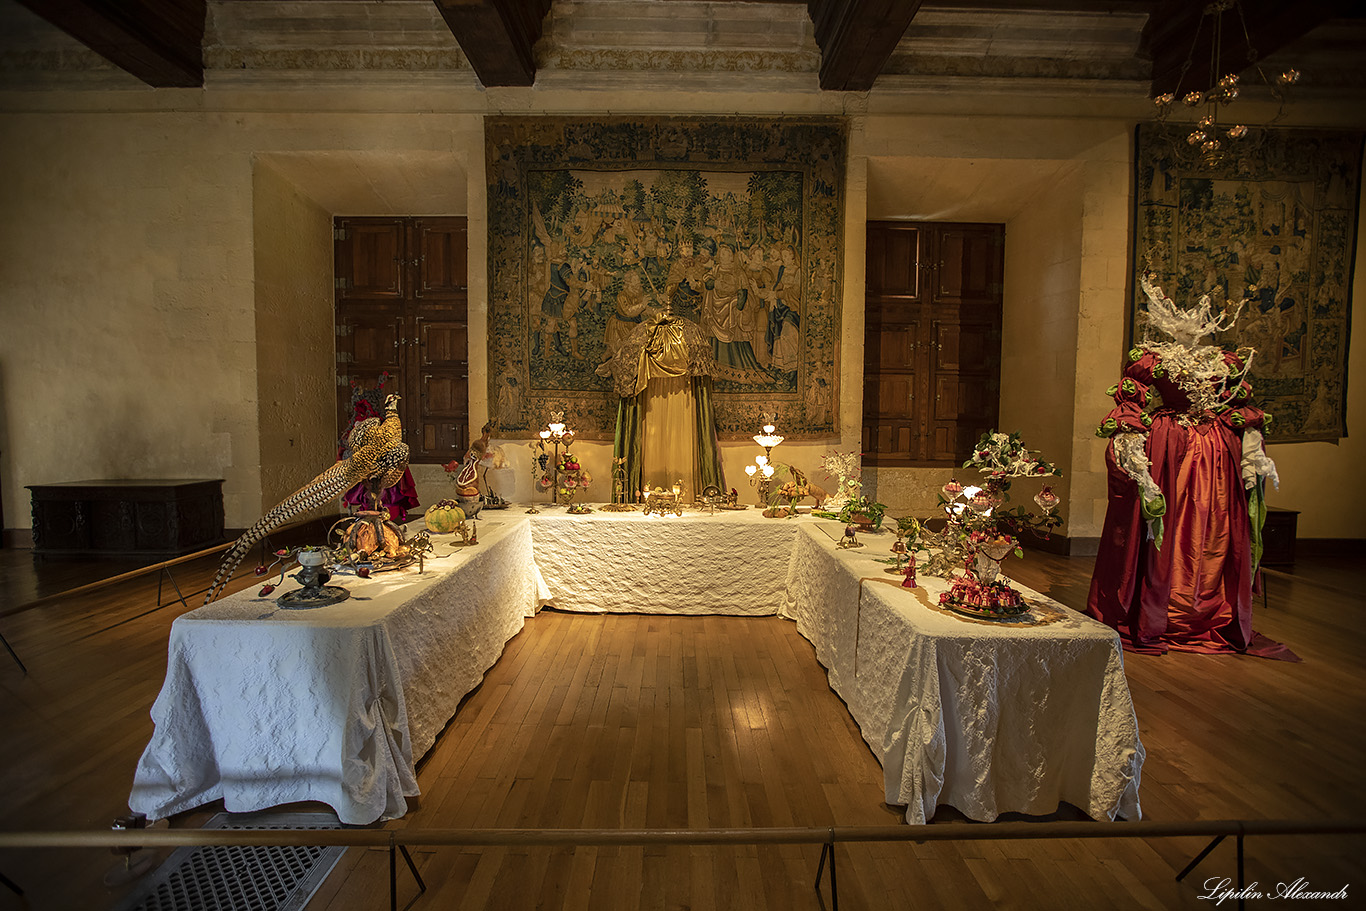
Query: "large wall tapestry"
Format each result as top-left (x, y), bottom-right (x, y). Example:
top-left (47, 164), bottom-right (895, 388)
top-left (487, 116), bottom-right (846, 440)
top-left (1133, 124), bottom-right (1363, 442)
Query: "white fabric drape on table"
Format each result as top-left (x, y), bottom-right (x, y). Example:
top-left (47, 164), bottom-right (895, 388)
top-left (782, 524), bottom-right (1144, 825)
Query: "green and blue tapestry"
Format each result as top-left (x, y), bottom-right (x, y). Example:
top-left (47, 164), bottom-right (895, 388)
top-left (1134, 124), bottom-right (1363, 442)
top-left (487, 117), bottom-right (846, 440)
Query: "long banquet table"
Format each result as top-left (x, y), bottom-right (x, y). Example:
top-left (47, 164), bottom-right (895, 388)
top-left (530, 506), bottom-right (796, 614)
top-left (783, 523), bottom-right (1145, 824)
top-left (129, 518), bottom-right (539, 825)
top-left (129, 508), bottom-right (1143, 828)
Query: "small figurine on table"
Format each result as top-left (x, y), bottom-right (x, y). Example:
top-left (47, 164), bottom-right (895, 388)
top-left (901, 551), bottom-right (917, 589)
top-left (837, 523), bottom-right (863, 549)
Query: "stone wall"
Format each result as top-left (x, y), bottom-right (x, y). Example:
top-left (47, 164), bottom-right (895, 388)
top-left (0, 77), bottom-right (1360, 538)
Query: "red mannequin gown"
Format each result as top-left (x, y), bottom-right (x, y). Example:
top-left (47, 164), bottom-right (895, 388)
top-left (1086, 347), bottom-right (1295, 660)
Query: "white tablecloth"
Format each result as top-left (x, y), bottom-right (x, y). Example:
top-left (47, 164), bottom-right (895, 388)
top-left (783, 523), bottom-right (1144, 825)
top-left (129, 518), bottom-right (539, 825)
top-left (530, 506), bottom-right (798, 614)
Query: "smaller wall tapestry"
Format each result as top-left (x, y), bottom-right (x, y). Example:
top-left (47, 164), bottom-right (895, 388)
top-left (487, 116), bottom-right (846, 440)
top-left (1133, 124), bottom-right (1363, 442)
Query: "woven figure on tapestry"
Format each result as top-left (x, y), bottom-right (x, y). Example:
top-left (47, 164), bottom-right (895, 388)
top-left (339, 374), bottom-right (419, 521)
top-left (597, 300), bottom-right (725, 500)
top-left (1087, 274), bottom-right (1292, 659)
top-left (204, 394), bottom-right (411, 605)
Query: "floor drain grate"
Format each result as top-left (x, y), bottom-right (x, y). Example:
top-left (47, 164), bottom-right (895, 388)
top-left (114, 811), bottom-right (347, 911)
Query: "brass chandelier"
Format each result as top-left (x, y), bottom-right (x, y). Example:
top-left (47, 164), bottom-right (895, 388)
top-left (1151, 0), bottom-right (1301, 167)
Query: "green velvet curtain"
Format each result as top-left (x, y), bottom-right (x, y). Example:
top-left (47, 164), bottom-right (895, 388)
top-left (693, 377), bottom-right (725, 494)
top-left (613, 396), bottom-right (644, 502)
top-left (613, 377), bottom-right (725, 503)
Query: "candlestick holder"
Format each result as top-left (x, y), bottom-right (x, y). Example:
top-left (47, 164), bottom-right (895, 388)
top-left (534, 411), bottom-right (575, 508)
top-left (744, 414), bottom-right (784, 506)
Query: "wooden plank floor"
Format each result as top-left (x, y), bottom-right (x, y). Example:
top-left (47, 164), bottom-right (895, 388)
top-left (1, 541), bottom-right (1363, 910)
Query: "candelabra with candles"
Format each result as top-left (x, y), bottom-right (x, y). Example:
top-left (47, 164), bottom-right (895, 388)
top-left (744, 416), bottom-right (784, 507)
top-left (534, 412), bottom-right (575, 508)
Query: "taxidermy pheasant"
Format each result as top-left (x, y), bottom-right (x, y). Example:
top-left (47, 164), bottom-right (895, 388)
top-left (203, 393), bottom-right (411, 604)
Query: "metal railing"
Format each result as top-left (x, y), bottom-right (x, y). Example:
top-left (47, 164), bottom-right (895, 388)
top-left (0, 516), bottom-right (340, 674)
top-left (2, 818), bottom-right (1362, 911)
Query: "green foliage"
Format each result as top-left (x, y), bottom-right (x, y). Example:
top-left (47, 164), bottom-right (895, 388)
top-left (838, 496), bottom-right (886, 529)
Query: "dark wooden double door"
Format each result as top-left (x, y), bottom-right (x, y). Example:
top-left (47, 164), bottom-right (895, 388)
top-left (863, 222), bottom-right (1003, 465)
top-left (334, 216), bottom-right (470, 463)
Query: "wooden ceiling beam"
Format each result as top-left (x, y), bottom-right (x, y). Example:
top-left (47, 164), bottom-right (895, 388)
top-left (808, 0), bottom-right (923, 91)
top-left (1143, 0), bottom-right (1353, 99)
top-left (14, 0), bottom-right (205, 88)
top-left (432, 0), bottom-right (552, 87)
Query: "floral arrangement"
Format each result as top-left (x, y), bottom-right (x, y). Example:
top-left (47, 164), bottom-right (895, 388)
top-left (838, 495), bottom-right (886, 530)
top-left (965, 430), bottom-right (1059, 481)
top-left (914, 430), bottom-right (1064, 617)
top-left (820, 450), bottom-right (862, 512)
top-left (939, 575), bottom-right (1025, 614)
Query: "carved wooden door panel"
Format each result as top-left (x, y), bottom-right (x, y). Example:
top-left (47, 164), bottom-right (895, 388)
top-left (409, 315), bottom-right (470, 461)
top-left (412, 219), bottom-right (469, 303)
top-left (334, 313), bottom-right (403, 444)
top-left (863, 223), bottom-right (926, 461)
top-left (335, 219), bottom-right (405, 302)
top-left (862, 318), bottom-right (923, 460)
top-left (865, 221), bottom-right (1002, 465)
top-left (334, 217), bottom-right (469, 464)
top-left (934, 227), bottom-right (1001, 308)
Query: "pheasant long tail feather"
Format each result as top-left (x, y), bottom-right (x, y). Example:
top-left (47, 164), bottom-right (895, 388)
top-left (203, 460), bottom-right (366, 605)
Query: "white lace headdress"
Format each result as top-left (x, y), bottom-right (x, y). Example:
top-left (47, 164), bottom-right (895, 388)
top-left (1139, 273), bottom-right (1245, 347)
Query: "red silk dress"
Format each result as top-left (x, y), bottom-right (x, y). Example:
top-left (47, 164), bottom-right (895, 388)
top-left (1086, 349), bottom-right (1293, 659)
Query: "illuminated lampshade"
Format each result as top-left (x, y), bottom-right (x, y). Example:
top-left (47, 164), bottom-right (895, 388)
top-left (762, 464), bottom-right (774, 478)
top-left (745, 465), bottom-right (757, 477)
top-left (539, 430), bottom-right (551, 440)
top-left (548, 423), bottom-right (566, 435)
